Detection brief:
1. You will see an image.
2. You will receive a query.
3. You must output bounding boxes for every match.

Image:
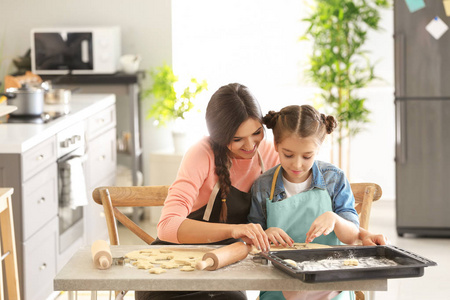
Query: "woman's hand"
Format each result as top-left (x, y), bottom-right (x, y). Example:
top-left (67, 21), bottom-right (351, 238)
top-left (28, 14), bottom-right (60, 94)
top-left (305, 211), bottom-right (337, 243)
top-left (265, 227), bottom-right (294, 247)
top-left (230, 223), bottom-right (270, 251)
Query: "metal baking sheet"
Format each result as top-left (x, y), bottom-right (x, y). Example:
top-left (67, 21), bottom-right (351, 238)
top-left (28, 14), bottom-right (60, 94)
top-left (261, 245), bottom-right (437, 283)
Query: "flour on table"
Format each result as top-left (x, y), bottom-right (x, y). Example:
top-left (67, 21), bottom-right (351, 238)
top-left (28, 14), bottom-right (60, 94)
top-left (125, 247), bottom-right (213, 274)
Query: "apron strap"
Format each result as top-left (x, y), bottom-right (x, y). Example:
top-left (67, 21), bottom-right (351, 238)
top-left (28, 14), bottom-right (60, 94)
top-left (269, 165), bottom-right (282, 201)
top-left (203, 150), bottom-right (265, 221)
top-left (203, 182), bottom-right (220, 221)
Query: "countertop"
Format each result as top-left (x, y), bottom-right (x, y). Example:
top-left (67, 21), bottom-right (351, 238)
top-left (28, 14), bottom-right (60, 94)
top-left (0, 93), bottom-right (115, 154)
top-left (54, 245), bottom-right (387, 292)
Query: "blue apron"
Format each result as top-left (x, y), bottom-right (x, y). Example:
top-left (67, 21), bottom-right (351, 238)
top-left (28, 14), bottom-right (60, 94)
top-left (260, 165), bottom-right (354, 300)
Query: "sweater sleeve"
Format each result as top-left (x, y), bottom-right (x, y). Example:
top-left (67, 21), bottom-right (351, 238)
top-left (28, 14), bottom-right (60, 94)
top-left (157, 138), bottom-right (215, 243)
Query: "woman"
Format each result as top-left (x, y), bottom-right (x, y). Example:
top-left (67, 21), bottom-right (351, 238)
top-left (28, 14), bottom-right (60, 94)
top-left (136, 83), bottom-right (388, 300)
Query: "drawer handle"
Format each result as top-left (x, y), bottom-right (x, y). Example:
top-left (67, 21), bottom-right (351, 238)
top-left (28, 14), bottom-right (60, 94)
top-left (97, 118), bottom-right (105, 124)
top-left (99, 155), bottom-right (106, 161)
top-left (39, 263), bottom-right (47, 271)
top-left (37, 197), bottom-right (46, 204)
top-left (37, 154), bottom-right (44, 160)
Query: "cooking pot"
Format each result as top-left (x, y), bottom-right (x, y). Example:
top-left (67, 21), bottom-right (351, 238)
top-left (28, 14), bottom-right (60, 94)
top-left (0, 84), bottom-right (45, 116)
top-left (45, 88), bottom-right (72, 104)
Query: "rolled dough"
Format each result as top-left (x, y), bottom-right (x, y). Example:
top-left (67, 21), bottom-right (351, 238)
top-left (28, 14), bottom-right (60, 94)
top-left (125, 247), bottom-right (213, 274)
top-left (250, 242), bottom-right (331, 254)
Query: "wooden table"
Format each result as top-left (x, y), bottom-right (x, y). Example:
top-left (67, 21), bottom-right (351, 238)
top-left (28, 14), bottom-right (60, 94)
top-left (54, 245), bottom-right (387, 293)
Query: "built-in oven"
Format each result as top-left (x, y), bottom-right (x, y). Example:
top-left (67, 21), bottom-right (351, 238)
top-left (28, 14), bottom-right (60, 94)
top-left (56, 123), bottom-right (87, 269)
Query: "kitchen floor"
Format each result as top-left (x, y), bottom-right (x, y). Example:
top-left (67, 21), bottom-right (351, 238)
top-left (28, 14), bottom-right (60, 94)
top-left (55, 200), bottom-right (449, 300)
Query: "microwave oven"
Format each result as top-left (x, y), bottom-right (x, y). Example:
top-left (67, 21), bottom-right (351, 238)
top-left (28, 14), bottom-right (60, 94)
top-left (31, 26), bottom-right (121, 75)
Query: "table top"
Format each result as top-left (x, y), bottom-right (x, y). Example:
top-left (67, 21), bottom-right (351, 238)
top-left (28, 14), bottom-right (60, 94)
top-left (54, 245), bottom-right (387, 292)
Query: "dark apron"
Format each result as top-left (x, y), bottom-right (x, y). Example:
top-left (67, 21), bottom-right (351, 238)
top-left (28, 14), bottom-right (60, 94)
top-left (135, 185), bottom-right (252, 300)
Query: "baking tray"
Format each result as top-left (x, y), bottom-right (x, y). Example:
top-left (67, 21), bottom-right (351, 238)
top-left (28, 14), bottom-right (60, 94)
top-left (260, 245), bottom-right (437, 283)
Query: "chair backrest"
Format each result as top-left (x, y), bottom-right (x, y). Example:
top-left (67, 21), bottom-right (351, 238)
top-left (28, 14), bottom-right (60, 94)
top-left (350, 183), bottom-right (382, 230)
top-left (92, 185), bottom-right (170, 245)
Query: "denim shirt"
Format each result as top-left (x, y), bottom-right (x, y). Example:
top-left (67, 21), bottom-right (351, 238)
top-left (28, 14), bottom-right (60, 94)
top-left (248, 160), bottom-right (360, 230)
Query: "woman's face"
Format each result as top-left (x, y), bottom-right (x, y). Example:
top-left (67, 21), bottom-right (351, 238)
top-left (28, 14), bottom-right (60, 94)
top-left (275, 134), bottom-right (319, 183)
top-left (227, 118), bottom-right (264, 159)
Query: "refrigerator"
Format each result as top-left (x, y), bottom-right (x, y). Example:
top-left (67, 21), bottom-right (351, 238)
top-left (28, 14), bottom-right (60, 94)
top-left (395, 0), bottom-right (450, 236)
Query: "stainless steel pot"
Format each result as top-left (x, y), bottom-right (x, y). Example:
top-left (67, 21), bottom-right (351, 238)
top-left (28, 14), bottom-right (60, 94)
top-left (45, 88), bottom-right (72, 104)
top-left (0, 84), bottom-right (45, 116)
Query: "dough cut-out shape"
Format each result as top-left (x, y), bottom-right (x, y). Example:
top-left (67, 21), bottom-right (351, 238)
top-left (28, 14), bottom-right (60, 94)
top-left (160, 261), bottom-right (180, 269)
top-left (343, 259), bottom-right (359, 266)
top-left (149, 268), bottom-right (166, 274)
top-left (136, 262), bottom-right (154, 269)
top-left (180, 266), bottom-right (195, 272)
top-left (283, 259), bottom-right (298, 268)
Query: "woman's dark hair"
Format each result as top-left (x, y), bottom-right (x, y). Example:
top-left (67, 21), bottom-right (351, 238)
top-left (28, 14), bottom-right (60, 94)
top-left (205, 83), bottom-right (263, 222)
top-left (263, 105), bottom-right (337, 145)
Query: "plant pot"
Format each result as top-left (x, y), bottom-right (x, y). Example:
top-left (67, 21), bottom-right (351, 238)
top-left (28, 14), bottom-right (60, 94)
top-left (172, 131), bottom-right (188, 154)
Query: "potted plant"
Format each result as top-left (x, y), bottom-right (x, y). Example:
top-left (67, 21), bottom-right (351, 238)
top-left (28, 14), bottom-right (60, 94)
top-left (143, 63), bottom-right (207, 152)
top-left (301, 0), bottom-right (390, 176)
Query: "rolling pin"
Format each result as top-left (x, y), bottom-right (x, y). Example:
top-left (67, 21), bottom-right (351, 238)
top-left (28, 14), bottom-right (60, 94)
top-left (91, 240), bottom-right (112, 269)
top-left (196, 242), bottom-right (252, 271)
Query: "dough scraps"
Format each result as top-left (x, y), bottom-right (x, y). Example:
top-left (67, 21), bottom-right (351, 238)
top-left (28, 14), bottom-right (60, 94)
top-left (250, 242), bottom-right (331, 254)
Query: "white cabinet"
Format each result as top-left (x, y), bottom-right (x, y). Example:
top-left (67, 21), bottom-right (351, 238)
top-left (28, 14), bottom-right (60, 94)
top-left (84, 105), bottom-right (117, 245)
top-left (0, 100), bottom-right (116, 300)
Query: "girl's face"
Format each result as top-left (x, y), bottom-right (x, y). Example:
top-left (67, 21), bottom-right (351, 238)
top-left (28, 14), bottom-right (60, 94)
top-left (275, 134), bottom-right (319, 183)
top-left (227, 118), bottom-right (264, 159)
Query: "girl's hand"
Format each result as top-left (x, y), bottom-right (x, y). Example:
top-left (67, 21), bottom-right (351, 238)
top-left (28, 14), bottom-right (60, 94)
top-left (230, 223), bottom-right (270, 252)
top-left (361, 233), bottom-right (390, 246)
top-left (265, 227), bottom-right (294, 248)
top-left (305, 211), bottom-right (337, 243)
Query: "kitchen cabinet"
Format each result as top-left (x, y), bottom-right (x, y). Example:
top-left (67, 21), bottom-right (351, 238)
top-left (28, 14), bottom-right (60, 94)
top-left (0, 139), bottom-right (58, 300)
top-left (0, 94), bottom-right (116, 300)
top-left (84, 105), bottom-right (117, 245)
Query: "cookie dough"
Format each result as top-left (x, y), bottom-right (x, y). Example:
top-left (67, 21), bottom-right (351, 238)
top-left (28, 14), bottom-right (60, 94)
top-left (149, 268), bottom-right (166, 274)
top-left (125, 247), bottom-right (213, 274)
top-left (343, 258), bottom-right (359, 266)
top-left (250, 242), bottom-right (331, 254)
top-left (283, 259), bottom-right (298, 268)
top-left (180, 266), bottom-right (195, 272)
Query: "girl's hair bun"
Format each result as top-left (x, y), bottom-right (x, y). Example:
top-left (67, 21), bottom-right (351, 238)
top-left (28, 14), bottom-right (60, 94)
top-left (263, 111), bottom-right (279, 129)
top-left (321, 113), bottom-right (338, 134)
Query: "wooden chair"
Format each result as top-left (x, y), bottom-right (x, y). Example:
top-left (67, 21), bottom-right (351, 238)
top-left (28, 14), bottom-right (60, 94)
top-left (351, 183), bottom-right (382, 300)
top-left (351, 183), bottom-right (382, 230)
top-left (92, 185), bottom-right (170, 245)
top-left (0, 188), bottom-right (20, 300)
top-left (91, 185), bottom-right (169, 299)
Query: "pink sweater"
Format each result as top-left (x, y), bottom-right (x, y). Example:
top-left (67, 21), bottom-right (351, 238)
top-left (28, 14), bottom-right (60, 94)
top-left (157, 136), bottom-right (279, 243)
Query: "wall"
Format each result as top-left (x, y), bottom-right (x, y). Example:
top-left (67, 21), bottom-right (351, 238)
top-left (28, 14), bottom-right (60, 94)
top-left (0, 0), bottom-right (396, 200)
top-left (172, 0), bottom-right (395, 200)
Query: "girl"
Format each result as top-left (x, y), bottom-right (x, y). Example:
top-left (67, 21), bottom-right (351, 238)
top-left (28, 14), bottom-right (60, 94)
top-left (249, 105), bottom-right (361, 300)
